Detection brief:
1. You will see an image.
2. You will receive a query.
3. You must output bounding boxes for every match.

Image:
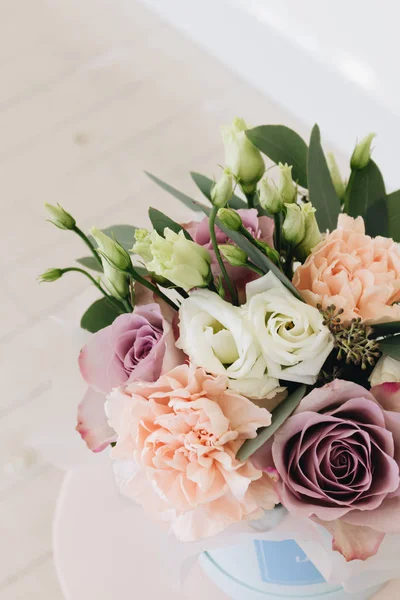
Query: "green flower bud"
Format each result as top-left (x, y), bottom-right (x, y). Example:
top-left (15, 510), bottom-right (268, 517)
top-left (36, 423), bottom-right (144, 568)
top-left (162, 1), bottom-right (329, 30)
top-left (256, 241), bottom-right (281, 266)
top-left (327, 152), bottom-right (346, 200)
top-left (282, 203), bottom-right (305, 245)
top-left (218, 244), bottom-right (248, 267)
top-left (278, 163), bottom-right (296, 203)
top-left (133, 229), bottom-right (153, 262)
top-left (211, 170), bottom-right (234, 208)
top-left (217, 207), bottom-right (243, 231)
top-left (38, 268), bottom-right (63, 283)
top-left (296, 203), bottom-right (322, 261)
top-left (221, 117), bottom-right (265, 194)
top-left (90, 227), bottom-right (130, 299)
top-left (135, 228), bottom-right (212, 291)
top-left (350, 133), bottom-right (376, 170)
top-left (45, 203), bottom-right (76, 230)
top-left (259, 178), bottom-right (282, 214)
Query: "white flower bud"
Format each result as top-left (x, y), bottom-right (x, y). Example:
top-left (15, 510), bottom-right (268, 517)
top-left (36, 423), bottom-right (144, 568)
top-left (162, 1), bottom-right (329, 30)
top-left (278, 163), bottom-right (296, 204)
top-left (211, 170), bottom-right (234, 208)
top-left (221, 117), bottom-right (265, 193)
top-left (259, 178), bottom-right (282, 214)
top-left (282, 203), bottom-right (305, 245)
top-left (350, 133), bottom-right (376, 170)
top-left (327, 152), bottom-right (346, 200)
top-left (45, 203), bottom-right (76, 230)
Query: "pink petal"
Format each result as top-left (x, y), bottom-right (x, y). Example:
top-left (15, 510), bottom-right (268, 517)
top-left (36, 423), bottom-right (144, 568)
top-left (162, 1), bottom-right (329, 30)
top-left (76, 387), bottom-right (116, 453)
top-left (313, 517), bottom-right (385, 562)
top-left (342, 496), bottom-right (400, 533)
top-left (372, 382), bottom-right (400, 413)
top-left (78, 326), bottom-right (127, 394)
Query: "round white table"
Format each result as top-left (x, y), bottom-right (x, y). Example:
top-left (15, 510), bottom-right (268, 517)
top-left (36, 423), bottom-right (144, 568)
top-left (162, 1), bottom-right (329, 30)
top-left (53, 463), bottom-right (399, 600)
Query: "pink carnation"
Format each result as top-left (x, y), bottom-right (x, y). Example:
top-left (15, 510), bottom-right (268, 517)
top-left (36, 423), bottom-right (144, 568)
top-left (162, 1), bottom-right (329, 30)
top-left (106, 364), bottom-right (278, 540)
top-left (293, 214), bottom-right (400, 323)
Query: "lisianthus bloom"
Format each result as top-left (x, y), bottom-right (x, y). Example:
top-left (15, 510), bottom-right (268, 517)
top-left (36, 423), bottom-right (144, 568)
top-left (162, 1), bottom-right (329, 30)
top-left (77, 302), bottom-right (183, 452)
top-left (245, 273), bottom-right (333, 385)
top-left (185, 208), bottom-right (274, 292)
top-left (253, 379), bottom-right (400, 561)
top-left (133, 228), bottom-right (212, 291)
top-left (106, 365), bottom-right (278, 541)
top-left (370, 355), bottom-right (400, 387)
top-left (293, 214), bottom-right (400, 323)
top-left (177, 289), bottom-right (282, 401)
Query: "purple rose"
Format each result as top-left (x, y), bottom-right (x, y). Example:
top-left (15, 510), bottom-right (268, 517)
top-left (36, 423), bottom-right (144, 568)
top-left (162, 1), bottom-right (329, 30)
top-left (253, 379), bottom-right (400, 561)
top-left (185, 209), bottom-right (274, 294)
top-left (77, 302), bottom-right (184, 452)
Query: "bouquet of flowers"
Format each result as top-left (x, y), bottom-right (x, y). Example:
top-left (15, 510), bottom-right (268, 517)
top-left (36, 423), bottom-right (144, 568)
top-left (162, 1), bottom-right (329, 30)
top-left (40, 118), bottom-right (400, 564)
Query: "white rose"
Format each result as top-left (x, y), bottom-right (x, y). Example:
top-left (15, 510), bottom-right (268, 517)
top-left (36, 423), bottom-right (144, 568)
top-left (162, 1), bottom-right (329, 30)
top-left (370, 355), bottom-right (400, 387)
top-left (176, 289), bottom-right (281, 400)
top-left (245, 272), bottom-right (334, 385)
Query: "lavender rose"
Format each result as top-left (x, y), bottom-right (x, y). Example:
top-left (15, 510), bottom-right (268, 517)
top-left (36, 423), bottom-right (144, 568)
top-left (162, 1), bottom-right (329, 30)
top-left (253, 379), bottom-right (400, 561)
top-left (76, 302), bottom-right (184, 452)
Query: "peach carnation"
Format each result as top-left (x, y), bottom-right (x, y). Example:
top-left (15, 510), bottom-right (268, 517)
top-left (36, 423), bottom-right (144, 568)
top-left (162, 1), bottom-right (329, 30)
top-left (106, 364), bottom-right (278, 541)
top-left (293, 214), bottom-right (400, 323)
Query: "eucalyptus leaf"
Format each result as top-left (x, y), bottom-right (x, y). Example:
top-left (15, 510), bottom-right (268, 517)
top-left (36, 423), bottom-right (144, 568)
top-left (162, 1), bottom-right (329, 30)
top-left (345, 160), bottom-right (388, 237)
top-left (246, 125), bottom-right (308, 188)
top-left (190, 172), bottom-right (247, 209)
top-left (379, 336), bottom-right (400, 361)
top-left (236, 385), bottom-right (307, 461)
top-left (88, 225), bottom-right (137, 251)
top-left (371, 321), bottom-right (400, 338)
top-left (387, 189), bottom-right (400, 242)
top-left (80, 298), bottom-right (123, 333)
top-left (307, 124), bottom-right (341, 232)
top-left (145, 171), bottom-right (207, 213)
top-left (76, 256), bottom-right (103, 272)
top-left (148, 207), bottom-right (192, 240)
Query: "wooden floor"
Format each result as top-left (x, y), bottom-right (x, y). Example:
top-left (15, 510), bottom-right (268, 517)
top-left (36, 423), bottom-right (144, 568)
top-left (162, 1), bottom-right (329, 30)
top-left (0, 1), bottom-right (317, 597)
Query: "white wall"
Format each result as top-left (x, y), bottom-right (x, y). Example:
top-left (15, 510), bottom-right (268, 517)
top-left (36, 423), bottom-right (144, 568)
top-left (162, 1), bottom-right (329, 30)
top-left (140, 0), bottom-right (400, 188)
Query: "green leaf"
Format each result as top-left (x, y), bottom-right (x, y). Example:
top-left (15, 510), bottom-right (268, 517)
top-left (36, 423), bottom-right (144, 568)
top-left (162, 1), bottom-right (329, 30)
top-left (190, 172), bottom-right (247, 210)
top-left (387, 189), bottom-right (400, 242)
top-left (236, 385), bottom-right (307, 461)
top-left (379, 336), bottom-right (400, 361)
top-left (246, 125), bottom-right (308, 188)
top-left (145, 171), bottom-right (207, 213)
top-left (88, 225), bottom-right (137, 251)
top-left (80, 298), bottom-right (122, 333)
top-left (307, 124), bottom-right (341, 232)
top-left (76, 256), bottom-right (103, 272)
top-left (148, 207), bottom-right (192, 240)
top-left (345, 160), bottom-right (388, 237)
top-left (371, 321), bottom-right (400, 338)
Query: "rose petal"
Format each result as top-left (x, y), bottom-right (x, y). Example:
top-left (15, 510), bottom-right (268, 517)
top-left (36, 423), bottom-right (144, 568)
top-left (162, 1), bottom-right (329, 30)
top-left (76, 387), bottom-right (116, 452)
top-left (314, 517), bottom-right (385, 562)
top-left (372, 382), bottom-right (400, 413)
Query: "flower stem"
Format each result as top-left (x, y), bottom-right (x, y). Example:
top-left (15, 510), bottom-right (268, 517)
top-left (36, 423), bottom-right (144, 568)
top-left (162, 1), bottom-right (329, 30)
top-left (73, 226), bottom-right (103, 268)
top-left (274, 213), bottom-right (281, 252)
top-left (209, 206), bottom-right (238, 305)
top-left (245, 262), bottom-right (264, 276)
top-left (129, 267), bottom-right (179, 311)
top-left (61, 267), bottom-right (126, 313)
top-left (245, 191), bottom-right (256, 209)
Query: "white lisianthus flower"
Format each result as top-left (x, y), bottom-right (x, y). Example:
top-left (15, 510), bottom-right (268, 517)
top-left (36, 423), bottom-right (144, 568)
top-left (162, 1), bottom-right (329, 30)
top-left (370, 355), bottom-right (400, 387)
top-left (133, 228), bottom-right (212, 291)
top-left (245, 272), bottom-right (334, 385)
top-left (176, 289), bottom-right (282, 400)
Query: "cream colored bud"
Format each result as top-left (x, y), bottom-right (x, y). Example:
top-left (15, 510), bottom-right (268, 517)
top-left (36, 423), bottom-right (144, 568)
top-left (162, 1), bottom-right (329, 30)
top-left (282, 203), bottom-right (305, 245)
top-left (278, 163), bottom-right (296, 204)
top-left (350, 133), bottom-right (376, 170)
top-left (45, 203), bottom-right (76, 230)
top-left (259, 178), bottom-right (282, 214)
top-left (211, 170), bottom-right (234, 208)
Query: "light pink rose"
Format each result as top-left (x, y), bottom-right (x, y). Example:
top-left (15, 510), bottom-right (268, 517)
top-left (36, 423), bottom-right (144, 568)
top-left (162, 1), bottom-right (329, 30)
top-left (185, 208), bottom-right (274, 293)
top-left (106, 364), bottom-right (278, 541)
top-left (253, 379), bottom-right (400, 561)
top-left (76, 302), bottom-right (184, 453)
top-left (293, 214), bottom-right (400, 323)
